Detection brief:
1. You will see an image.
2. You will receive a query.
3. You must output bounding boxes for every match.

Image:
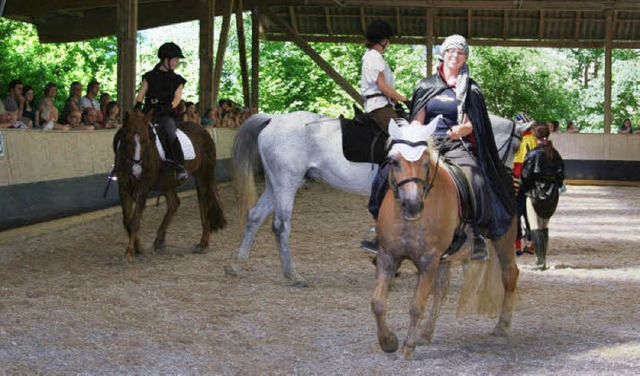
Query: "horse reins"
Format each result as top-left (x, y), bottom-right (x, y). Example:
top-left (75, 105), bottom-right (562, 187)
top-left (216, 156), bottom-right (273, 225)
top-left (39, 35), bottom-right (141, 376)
top-left (387, 139), bottom-right (440, 200)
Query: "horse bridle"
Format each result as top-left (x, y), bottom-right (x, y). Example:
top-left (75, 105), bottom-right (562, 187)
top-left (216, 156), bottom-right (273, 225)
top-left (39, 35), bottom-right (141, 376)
top-left (387, 139), bottom-right (440, 200)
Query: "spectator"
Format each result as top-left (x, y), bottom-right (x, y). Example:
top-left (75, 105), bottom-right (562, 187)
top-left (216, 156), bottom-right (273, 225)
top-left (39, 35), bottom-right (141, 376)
top-left (201, 106), bottom-right (220, 127)
top-left (619, 118), bottom-right (633, 134)
top-left (550, 120), bottom-right (560, 133)
top-left (66, 109), bottom-right (83, 129)
top-left (0, 111), bottom-right (11, 129)
top-left (565, 121), bottom-right (580, 133)
top-left (22, 85), bottom-right (37, 127)
top-left (103, 101), bottom-right (121, 129)
top-left (62, 81), bottom-right (83, 123)
top-left (4, 79), bottom-right (25, 122)
top-left (79, 80), bottom-right (103, 124)
top-left (37, 82), bottom-right (58, 126)
top-left (182, 101), bottom-right (200, 124)
top-left (176, 99), bottom-right (187, 118)
top-left (41, 106), bottom-right (69, 131)
top-left (99, 92), bottom-right (111, 123)
top-left (79, 107), bottom-right (99, 130)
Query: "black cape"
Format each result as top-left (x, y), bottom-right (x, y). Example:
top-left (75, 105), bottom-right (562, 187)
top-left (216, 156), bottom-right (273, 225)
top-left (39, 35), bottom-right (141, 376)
top-left (409, 73), bottom-right (515, 238)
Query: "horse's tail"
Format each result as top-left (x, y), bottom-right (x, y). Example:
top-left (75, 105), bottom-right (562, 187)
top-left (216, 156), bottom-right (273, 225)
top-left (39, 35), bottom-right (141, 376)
top-left (456, 246), bottom-right (505, 317)
top-left (232, 113), bottom-right (272, 225)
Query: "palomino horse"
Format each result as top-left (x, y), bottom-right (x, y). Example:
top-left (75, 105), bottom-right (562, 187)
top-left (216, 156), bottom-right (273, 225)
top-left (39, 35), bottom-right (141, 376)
top-left (114, 111), bottom-right (226, 263)
top-left (372, 119), bottom-right (518, 358)
top-left (227, 111), bottom-right (529, 286)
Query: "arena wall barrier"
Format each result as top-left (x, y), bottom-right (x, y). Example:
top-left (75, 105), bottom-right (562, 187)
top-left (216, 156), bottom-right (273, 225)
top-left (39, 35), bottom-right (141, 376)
top-left (0, 128), bottom-right (236, 231)
top-left (1, 128), bottom-right (639, 231)
top-left (551, 133), bottom-right (640, 181)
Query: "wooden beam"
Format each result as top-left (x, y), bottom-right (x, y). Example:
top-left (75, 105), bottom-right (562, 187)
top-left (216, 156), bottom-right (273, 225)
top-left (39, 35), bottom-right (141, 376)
top-left (604, 10), bottom-right (614, 133)
top-left (538, 10), bottom-right (545, 40)
top-left (288, 6), bottom-right (298, 32)
top-left (502, 9), bottom-right (509, 40)
top-left (199, 0), bottom-right (216, 114)
top-left (426, 7), bottom-right (434, 76)
top-left (212, 0), bottom-right (235, 107)
top-left (236, 1), bottom-right (251, 107)
top-left (116, 0), bottom-right (137, 112)
top-left (261, 8), bottom-right (363, 105)
top-left (251, 8), bottom-right (260, 111)
top-left (325, 7), bottom-right (333, 35)
top-left (467, 9), bottom-right (472, 38)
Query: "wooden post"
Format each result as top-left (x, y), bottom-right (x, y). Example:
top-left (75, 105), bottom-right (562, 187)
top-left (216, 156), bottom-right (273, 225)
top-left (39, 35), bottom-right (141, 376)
top-left (604, 10), bottom-right (614, 133)
top-left (199, 0), bottom-right (216, 115)
top-left (426, 7), bottom-right (434, 76)
top-left (262, 8), bottom-right (363, 106)
top-left (212, 0), bottom-right (234, 107)
top-left (116, 0), bottom-right (137, 111)
top-left (251, 8), bottom-right (260, 111)
top-left (236, 1), bottom-right (250, 108)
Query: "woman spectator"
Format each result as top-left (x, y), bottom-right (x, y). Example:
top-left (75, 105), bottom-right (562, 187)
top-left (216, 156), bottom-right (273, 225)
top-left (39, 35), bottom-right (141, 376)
top-left (619, 118), bottom-right (633, 134)
top-left (99, 93), bottom-right (111, 123)
top-left (521, 122), bottom-right (565, 270)
top-left (565, 121), bottom-right (580, 133)
top-left (62, 81), bottom-right (83, 124)
top-left (182, 101), bottom-right (201, 124)
top-left (201, 106), bottom-right (220, 127)
top-left (37, 82), bottom-right (58, 126)
top-left (103, 101), bottom-right (121, 129)
top-left (22, 85), bottom-right (37, 127)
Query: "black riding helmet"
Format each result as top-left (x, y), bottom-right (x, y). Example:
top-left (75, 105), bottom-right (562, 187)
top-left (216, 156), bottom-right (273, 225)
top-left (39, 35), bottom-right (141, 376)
top-left (365, 20), bottom-right (393, 43)
top-left (157, 42), bottom-right (185, 60)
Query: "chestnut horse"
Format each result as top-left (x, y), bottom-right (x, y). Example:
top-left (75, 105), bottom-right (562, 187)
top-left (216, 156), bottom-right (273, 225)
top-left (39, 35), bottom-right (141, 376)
top-left (114, 111), bottom-right (226, 263)
top-left (372, 119), bottom-right (518, 358)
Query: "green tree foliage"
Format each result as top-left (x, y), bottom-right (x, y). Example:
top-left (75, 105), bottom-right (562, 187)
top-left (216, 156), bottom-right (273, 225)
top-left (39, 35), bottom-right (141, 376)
top-left (0, 18), bottom-right (117, 112)
top-left (3, 16), bottom-right (638, 132)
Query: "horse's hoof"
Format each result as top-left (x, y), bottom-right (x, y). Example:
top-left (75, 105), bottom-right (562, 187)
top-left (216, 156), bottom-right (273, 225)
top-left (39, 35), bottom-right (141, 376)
top-left (490, 325), bottom-right (509, 337)
top-left (415, 335), bottom-right (432, 346)
top-left (224, 264), bottom-right (242, 277)
top-left (153, 239), bottom-right (167, 253)
top-left (192, 244), bottom-right (209, 254)
top-left (121, 257), bottom-right (133, 266)
top-left (379, 332), bottom-right (399, 353)
top-left (286, 272), bottom-right (309, 288)
top-left (402, 345), bottom-right (416, 360)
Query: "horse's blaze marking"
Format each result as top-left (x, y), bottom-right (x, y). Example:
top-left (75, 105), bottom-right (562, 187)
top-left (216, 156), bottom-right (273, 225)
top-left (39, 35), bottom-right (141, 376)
top-left (133, 134), bottom-right (142, 179)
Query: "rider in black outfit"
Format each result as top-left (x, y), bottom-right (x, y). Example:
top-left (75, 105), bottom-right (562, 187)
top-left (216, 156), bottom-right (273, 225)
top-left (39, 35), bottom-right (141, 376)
top-left (134, 42), bottom-right (189, 182)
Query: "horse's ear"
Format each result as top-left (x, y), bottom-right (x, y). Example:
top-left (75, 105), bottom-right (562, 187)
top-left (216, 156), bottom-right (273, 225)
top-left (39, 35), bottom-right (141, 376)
top-left (144, 109), bottom-right (155, 124)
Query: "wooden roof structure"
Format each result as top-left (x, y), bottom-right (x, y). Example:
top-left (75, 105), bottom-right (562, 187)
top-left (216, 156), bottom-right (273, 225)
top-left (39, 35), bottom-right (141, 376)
top-left (3, 0), bottom-right (640, 131)
top-left (4, 0), bottom-right (640, 47)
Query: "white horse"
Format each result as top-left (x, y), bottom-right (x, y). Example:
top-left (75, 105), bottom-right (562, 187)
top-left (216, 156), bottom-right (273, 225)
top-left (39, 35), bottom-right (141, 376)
top-left (226, 111), bottom-right (530, 287)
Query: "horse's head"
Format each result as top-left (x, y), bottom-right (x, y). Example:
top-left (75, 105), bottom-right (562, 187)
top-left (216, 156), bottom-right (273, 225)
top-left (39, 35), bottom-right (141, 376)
top-left (115, 110), bottom-right (156, 180)
top-left (386, 118), bottom-right (436, 221)
top-left (490, 114), bottom-right (534, 169)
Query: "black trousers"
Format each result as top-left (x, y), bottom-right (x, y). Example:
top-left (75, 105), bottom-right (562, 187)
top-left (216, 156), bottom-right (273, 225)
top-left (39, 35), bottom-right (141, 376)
top-left (155, 115), bottom-right (184, 164)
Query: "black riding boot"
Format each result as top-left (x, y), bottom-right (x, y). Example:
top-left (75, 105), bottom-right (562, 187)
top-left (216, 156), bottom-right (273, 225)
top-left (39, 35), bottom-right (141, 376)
top-left (471, 226), bottom-right (490, 261)
top-left (531, 229), bottom-right (548, 270)
top-left (170, 138), bottom-right (188, 183)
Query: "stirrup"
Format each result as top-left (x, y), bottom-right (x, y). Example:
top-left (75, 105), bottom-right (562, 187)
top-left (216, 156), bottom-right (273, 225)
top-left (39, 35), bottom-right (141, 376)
top-left (441, 226), bottom-right (468, 260)
top-left (471, 234), bottom-right (489, 261)
top-left (360, 239), bottom-right (378, 254)
top-left (174, 164), bottom-right (188, 182)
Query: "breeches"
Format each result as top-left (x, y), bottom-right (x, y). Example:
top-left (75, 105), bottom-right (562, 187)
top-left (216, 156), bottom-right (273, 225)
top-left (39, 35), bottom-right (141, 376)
top-left (155, 115), bottom-right (184, 162)
top-left (368, 105), bottom-right (397, 133)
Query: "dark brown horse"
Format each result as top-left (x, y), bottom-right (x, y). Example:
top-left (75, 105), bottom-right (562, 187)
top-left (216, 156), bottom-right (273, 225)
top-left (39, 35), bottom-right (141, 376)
top-left (114, 111), bottom-right (226, 263)
top-left (372, 119), bottom-right (518, 359)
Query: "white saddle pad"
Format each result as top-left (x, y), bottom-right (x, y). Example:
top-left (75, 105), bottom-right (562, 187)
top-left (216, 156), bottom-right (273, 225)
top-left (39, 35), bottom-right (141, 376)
top-left (151, 126), bottom-right (196, 161)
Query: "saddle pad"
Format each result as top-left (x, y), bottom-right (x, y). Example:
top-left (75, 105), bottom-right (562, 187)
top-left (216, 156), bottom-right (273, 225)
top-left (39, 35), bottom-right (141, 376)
top-left (152, 127), bottom-right (196, 161)
top-left (340, 115), bottom-right (388, 164)
top-left (441, 160), bottom-right (474, 221)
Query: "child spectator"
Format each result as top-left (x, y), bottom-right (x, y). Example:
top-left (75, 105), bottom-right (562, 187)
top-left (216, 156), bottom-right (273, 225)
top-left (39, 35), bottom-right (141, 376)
top-left (103, 101), bottom-right (121, 129)
top-left (99, 92), bottom-right (111, 123)
top-left (182, 101), bottom-right (201, 124)
top-left (22, 85), bottom-right (37, 127)
top-left (619, 118), bottom-right (633, 134)
top-left (78, 108), bottom-right (99, 130)
top-left (41, 106), bottom-right (69, 131)
top-left (62, 81), bottom-right (83, 123)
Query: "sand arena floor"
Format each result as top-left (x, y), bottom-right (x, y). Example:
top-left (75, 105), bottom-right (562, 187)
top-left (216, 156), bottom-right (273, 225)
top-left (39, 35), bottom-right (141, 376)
top-left (0, 182), bottom-right (638, 375)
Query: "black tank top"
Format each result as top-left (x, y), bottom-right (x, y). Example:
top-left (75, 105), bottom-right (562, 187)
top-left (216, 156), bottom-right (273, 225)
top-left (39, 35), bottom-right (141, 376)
top-left (425, 88), bottom-right (457, 136)
top-left (142, 63), bottom-right (186, 116)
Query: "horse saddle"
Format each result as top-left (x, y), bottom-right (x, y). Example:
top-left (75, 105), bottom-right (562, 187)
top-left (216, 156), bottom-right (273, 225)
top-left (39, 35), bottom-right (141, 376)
top-left (440, 160), bottom-right (477, 260)
top-left (340, 113), bottom-right (388, 165)
top-left (441, 160), bottom-right (475, 223)
top-left (150, 124), bottom-right (196, 161)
